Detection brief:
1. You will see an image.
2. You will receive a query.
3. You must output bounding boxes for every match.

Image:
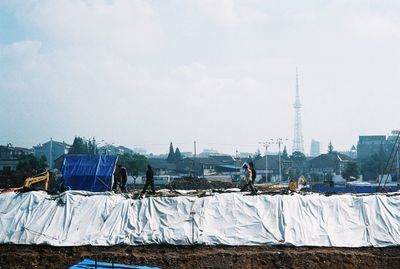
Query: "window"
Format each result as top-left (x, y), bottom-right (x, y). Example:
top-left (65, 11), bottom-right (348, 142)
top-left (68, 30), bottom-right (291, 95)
top-left (3, 166), bottom-right (11, 172)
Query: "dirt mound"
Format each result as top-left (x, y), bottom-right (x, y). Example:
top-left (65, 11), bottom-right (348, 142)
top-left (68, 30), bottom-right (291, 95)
top-left (161, 177), bottom-right (238, 190)
top-left (1, 245), bottom-right (399, 269)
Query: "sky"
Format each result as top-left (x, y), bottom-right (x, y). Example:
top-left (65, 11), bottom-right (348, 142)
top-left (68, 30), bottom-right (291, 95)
top-left (1, 0), bottom-right (400, 156)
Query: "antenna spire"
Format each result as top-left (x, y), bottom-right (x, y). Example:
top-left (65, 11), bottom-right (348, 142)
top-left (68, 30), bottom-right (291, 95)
top-left (293, 67), bottom-right (304, 153)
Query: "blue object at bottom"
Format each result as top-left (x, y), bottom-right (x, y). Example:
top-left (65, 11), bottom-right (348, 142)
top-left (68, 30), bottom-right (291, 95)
top-left (70, 259), bottom-right (160, 269)
top-left (302, 185), bottom-right (399, 193)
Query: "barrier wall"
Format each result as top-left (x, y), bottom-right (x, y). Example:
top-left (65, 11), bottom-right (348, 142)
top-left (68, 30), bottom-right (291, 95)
top-left (0, 191), bottom-right (399, 247)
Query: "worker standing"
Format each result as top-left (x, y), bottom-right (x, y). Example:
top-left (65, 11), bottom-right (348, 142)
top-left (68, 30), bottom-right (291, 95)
top-left (240, 163), bottom-right (257, 194)
top-left (141, 165), bottom-right (155, 196)
top-left (249, 162), bottom-right (258, 193)
top-left (119, 165), bottom-right (128, 193)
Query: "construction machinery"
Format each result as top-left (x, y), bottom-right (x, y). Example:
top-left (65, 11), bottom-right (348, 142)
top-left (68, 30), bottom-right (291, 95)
top-left (0, 170), bottom-right (50, 194)
top-left (23, 170), bottom-right (50, 190)
top-left (289, 175), bottom-right (306, 192)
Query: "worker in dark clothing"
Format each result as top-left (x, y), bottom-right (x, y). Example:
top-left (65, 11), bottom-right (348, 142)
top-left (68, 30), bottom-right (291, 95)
top-left (249, 162), bottom-right (258, 193)
top-left (240, 163), bottom-right (257, 194)
top-left (119, 165), bottom-right (128, 193)
top-left (141, 165), bottom-right (155, 196)
top-left (112, 165), bottom-right (121, 191)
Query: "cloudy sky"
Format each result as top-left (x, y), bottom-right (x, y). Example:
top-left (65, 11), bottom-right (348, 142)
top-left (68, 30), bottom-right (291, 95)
top-left (1, 0), bottom-right (399, 155)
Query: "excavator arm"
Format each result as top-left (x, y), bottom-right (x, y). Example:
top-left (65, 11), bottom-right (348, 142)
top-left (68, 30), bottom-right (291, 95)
top-left (23, 170), bottom-right (50, 190)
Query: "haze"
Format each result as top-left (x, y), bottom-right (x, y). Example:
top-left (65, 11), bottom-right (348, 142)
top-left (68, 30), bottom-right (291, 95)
top-left (1, 0), bottom-right (399, 155)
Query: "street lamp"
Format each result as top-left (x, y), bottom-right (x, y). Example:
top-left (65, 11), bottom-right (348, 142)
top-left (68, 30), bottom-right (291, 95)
top-left (259, 140), bottom-right (273, 182)
top-left (276, 138), bottom-right (288, 181)
top-left (269, 138), bottom-right (288, 182)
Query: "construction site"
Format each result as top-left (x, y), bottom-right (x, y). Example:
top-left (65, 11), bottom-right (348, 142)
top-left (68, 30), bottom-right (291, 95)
top-left (1, 154), bottom-right (400, 268)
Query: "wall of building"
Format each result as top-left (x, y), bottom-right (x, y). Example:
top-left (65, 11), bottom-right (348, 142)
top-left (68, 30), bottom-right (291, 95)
top-left (33, 141), bottom-right (68, 169)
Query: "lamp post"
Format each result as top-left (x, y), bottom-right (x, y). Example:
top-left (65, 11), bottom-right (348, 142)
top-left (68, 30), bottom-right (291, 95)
top-left (271, 138), bottom-right (288, 182)
top-left (259, 140), bottom-right (273, 182)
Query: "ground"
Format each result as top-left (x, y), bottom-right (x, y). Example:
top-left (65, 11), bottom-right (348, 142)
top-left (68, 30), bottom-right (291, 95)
top-left (0, 245), bottom-right (399, 269)
top-left (1, 177), bottom-right (399, 268)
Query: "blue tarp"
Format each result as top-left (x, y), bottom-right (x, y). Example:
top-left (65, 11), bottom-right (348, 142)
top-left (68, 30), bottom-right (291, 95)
top-left (70, 259), bottom-right (160, 269)
top-left (61, 155), bottom-right (118, 192)
top-left (303, 185), bottom-right (399, 193)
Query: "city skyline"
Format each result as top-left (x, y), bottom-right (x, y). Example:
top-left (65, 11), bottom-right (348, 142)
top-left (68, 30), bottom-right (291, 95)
top-left (1, 1), bottom-right (399, 155)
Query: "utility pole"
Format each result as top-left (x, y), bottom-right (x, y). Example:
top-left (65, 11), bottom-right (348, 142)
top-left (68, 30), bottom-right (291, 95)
top-left (259, 140), bottom-right (272, 182)
top-left (193, 141), bottom-right (197, 177)
top-left (275, 138), bottom-right (288, 182)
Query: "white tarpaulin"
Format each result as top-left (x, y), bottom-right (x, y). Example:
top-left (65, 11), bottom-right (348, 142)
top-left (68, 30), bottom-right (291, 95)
top-left (0, 191), bottom-right (399, 247)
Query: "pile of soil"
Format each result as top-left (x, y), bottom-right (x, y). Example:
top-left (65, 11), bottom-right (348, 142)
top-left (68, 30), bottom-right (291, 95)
top-left (0, 172), bottom-right (25, 189)
top-left (0, 245), bottom-right (399, 269)
top-left (161, 177), bottom-right (239, 190)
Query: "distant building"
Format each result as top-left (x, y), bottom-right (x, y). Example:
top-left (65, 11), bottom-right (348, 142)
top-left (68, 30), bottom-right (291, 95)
top-left (310, 139), bottom-right (320, 157)
top-left (385, 130), bottom-right (400, 157)
top-left (0, 144), bottom-right (32, 171)
top-left (176, 155), bottom-right (236, 176)
top-left (97, 145), bottom-right (134, 155)
top-left (357, 135), bottom-right (386, 160)
top-left (238, 152), bottom-right (254, 159)
top-left (309, 152), bottom-right (353, 176)
top-left (148, 158), bottom-right (177, 175)
top-left (339, 145), bottom-right (357, 159)
top-left (33, 139), bottom-right (70, 169)
top-left (133, 148), bottom-right (147, 155)
top-left (198, 148), bottom-right (219, 157)
top-left (253, 155), bottom-right (282, 182)
top-left (180, 152), bottom-right (193, 158)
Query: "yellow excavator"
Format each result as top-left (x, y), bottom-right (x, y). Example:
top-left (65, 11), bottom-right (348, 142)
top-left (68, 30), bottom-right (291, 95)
top-left (0, 170), bottom-right (50, 194)
top-left (289, 175), bottom-right (306, 192)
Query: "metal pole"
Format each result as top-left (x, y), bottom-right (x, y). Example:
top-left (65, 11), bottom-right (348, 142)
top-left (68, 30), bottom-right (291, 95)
top-left (278, 141), bottom-right (282, 181)
top-left (193, 141), bottom-right (197, 177)
top-left (265, 144), bottom-right (268, 182)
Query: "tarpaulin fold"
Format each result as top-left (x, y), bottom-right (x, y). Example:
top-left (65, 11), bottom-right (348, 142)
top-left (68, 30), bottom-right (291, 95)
top-left (0, 191), bottom-right (399, 247)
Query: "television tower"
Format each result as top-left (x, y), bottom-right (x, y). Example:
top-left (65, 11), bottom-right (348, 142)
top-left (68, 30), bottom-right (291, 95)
top-left (293, 68), bottom-right (304, 153)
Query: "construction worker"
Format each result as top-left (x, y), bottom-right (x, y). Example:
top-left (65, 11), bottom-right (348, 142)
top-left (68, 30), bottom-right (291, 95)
top-left (141, 165), bottom-right (155, 196)
top-left (240, 163), bottom-right (257, 194)
top-left (119, 165), bottom-right (128, 193)
top-left (249, 162), bottom-right (258, 193)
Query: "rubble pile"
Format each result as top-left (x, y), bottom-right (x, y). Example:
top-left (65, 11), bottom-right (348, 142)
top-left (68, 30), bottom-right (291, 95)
top-left (161, 177), bottom-right (239, 190)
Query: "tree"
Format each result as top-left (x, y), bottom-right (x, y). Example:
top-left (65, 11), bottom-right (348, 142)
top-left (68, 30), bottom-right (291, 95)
top-left (290, 151), bottom-right (306, 162)
top-left (289, 151), bottom-right (307, 179)
top-left (328, 141), bottom-right (334, 153)
top-left (282, 146), bottom-right (290, 160)
top-left (88, 137), bottom-right (97, 154)
top-left (342, 161), bottom-right (361, 181)
top-left (69, 136), bottom-right (87, 154)
top-left (254, 149), bottom-right (262, 160)
top-left (17, 154), bottom-right (47, 174)
top-left (69, 136), bottom-right (97, 154)
top-left (167, 142), bottom-right (175, 162)
top-left (174, 147), bottom-right (183, 161)
top-left (118, 153), bottom-right (148, 176)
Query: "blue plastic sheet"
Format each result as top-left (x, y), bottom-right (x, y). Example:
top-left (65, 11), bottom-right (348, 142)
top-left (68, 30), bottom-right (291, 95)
top-left (61, 155), bottom-right (118, 192)
top-left (303, 185), bottom-right (399, 193)
top-left (69, 259), bottom-right (160, 269)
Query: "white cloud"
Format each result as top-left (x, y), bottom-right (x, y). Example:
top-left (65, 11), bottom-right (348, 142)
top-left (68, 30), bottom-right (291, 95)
top-left (351, 13), bottom-right (400, 39)
top-left (189, 0), bottom-right (240, 26)
top-left (1, 0), bottom-right (400, 154)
